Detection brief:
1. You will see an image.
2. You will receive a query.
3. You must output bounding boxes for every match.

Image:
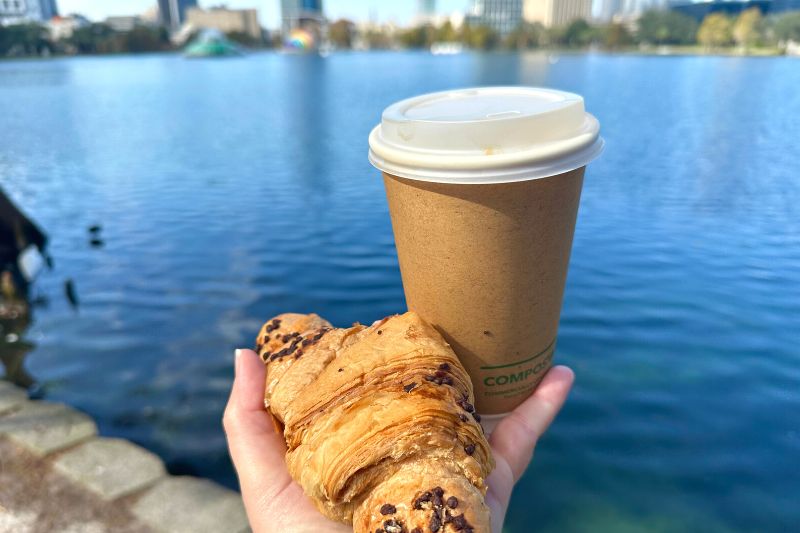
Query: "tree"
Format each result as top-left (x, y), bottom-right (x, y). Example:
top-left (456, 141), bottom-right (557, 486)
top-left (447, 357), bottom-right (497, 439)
top-left (123, 25), bottom-right (170, 52)
top-left (697, 13), bottom-right (734, 48)
top-left (364, 30), bottom-right (393, 50)
top-left (461, 24), bottom-right (498, 50)
top-left (504, 22), bottom-right (545, 50)
top-left (637, 10), bottom-right (699, 45)
top-left (399, 24), bottom-right (435, 49)
top-left (435, 21), bottom-right (458, 42)
top-left (733, 8), bottom-right (763, 49)
top-left (774, 11), bottom-right (800, 42)
top-left (563, 19), bottom-right (595, 48)
top-left (68, 23), bottom-right (115, 54)
top-left (604, 22), bottom-right (634, 50)
top-left (0, 23), bottom-right (52, 56)
top-left (329, 19), bottom-right (354, 49)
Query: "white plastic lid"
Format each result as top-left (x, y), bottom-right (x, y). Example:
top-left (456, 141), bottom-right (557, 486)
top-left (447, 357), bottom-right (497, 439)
top-left (368, 86), bottom-right (603, 184)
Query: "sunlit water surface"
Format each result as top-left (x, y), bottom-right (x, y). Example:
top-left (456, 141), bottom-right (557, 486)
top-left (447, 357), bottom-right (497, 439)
top-left (1, 52), bottom-right (798, 532)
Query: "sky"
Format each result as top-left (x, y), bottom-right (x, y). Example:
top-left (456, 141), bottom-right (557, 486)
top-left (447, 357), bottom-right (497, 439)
top-left (57, 0), bottom-right (470, 29)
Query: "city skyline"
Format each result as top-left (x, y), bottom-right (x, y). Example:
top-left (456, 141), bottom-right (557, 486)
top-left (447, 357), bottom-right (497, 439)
top-left (57, 0), bottom-right (467, 27)
top-left (55, 0), bottom-right (623, 28)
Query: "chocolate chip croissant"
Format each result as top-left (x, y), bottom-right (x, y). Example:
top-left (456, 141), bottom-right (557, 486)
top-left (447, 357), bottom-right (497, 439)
top-left (256, 311), bottom-right (495, 533)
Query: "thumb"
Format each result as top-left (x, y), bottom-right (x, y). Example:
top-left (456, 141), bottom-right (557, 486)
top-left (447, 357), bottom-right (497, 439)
top-left (490, 365), bottom-right (574, 483)
top-left (223, 349), bottom-right (293, 502)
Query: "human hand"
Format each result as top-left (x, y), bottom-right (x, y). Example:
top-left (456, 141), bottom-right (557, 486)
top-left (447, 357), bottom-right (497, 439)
top-left (224, 348), bottom-right (574, 533)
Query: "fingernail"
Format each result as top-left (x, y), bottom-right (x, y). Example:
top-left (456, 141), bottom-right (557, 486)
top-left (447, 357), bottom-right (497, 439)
top-left (234, 349), bottom-right (242, 376)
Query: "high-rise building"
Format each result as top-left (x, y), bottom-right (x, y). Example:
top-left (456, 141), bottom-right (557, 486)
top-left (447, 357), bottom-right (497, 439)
top-left (598, 0), bottom-right (624, 21)
top-left (622, 0), bottom-right (667, 16)
top-left (280, 0), bottom-right (324, 37)
top-left (466, 0), bottom-right (523, 36)
top-left (416, 0), bottom-right (437, 24)
top-left (186, 7), bottom-right (261, 40)
top-left (158, 0), bottom-right (198, 30)
top-left (523, 0), bottom-right (592, 28)
top-left (0, 0), bottom-right (58, 25)
top-left (669, 1), bottom-right (771, 22)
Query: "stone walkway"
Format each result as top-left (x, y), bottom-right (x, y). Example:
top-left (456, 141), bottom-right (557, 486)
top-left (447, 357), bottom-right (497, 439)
top-left (0, 380), bottom-right (250, 533)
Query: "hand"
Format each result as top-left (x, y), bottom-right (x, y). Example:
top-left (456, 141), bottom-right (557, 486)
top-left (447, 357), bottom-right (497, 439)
top-left (224, 349), bottom-right (574, 533)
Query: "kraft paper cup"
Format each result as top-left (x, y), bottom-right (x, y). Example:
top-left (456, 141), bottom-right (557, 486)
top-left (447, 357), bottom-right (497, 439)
top-left (369, 87), bottom-right (603, 426)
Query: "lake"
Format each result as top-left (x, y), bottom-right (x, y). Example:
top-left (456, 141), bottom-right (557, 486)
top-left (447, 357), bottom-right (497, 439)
top-left (1, 51), bottom-right (798, 533)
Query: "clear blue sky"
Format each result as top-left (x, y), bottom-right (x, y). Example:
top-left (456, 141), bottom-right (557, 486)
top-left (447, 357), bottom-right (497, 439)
top-left (57, 0), bottom-right (471, 29)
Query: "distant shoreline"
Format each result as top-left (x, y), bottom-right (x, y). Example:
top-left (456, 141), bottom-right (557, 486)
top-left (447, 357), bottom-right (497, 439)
top-left (0, 46), bottom-right (794, 61)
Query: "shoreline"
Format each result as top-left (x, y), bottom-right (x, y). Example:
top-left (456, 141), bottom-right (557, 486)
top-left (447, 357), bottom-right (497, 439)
top-left (0, 380), bottom-right (248, 533)
top-left (0, 46), bottom-right (794, 62)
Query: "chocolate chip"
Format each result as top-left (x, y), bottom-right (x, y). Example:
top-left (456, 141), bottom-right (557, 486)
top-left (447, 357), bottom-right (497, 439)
top-left (377, 330), bottom-right (383, 335)
top-left (438, 363), bottom-right (450, 371)
top-left (459, 413), bottom-right (468, 422)
top-left (451, 514), bottom-right (468, 530)
top-left (483, 330), bottom-right (491, 336)
top-left (403, 382), bottom-right (417, 393)
top-left (432, 486), bottom-right (444, 498)
top-left (424, 375), bottom-right (436, 382)
top-left (281, 334), bottom-right (291, 343)
top-left (430, 512), bottom-right (441, 532)
top-left (432, 492), bottom-right (443, 508)
top-left (338, 368), bottom-right (344, 372)
top-left (442, 376), bottom-right (453, 385)
top-left (462, 402), bottom-right (474, 413)
top-left (472, 413), bottom-right (481, 423)
top-left (413, 491), bottom-right (432, 509)
top-left (446, 496), bottom-right (458, 509)
top-left (464, 443), bottom-right (476, 455)
top-left (434, 370), bottom-right (447, 379)
top-left (384, 519), bottom-right (405, 533)
top-left (380, 504), bottom-right (396, 515)
top-left (301, 339), bottom-right (311, 347)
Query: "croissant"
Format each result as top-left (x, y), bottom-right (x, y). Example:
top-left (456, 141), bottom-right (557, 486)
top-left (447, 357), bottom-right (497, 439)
top-left (255, 311), bottom-right (495, 533)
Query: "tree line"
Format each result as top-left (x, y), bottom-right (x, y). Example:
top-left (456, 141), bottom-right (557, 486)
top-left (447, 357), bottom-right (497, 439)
top-left (331, 9), bottom-right (800, 52)
top-left (2, 9), bottom-right (800, 58)
top-left (0, 22), bottom-right (276, 57)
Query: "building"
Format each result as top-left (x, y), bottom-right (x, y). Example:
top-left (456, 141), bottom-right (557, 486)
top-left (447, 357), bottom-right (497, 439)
top-left (0, 0), bottom-right (58, 25)
top-left (466, 0), bottom-right (523, 36)
top-left (280, 0), bottom-right (324, 37)
top-left (105, 16), bottom-right (143, 32)
top-left (47, 13), bottom-right (88, 40)
top-left (415, 0), bottom-right (437, 24)
top-left (523, 0), bottom-right (592, 28)
top-left (157, 0), bottom-right (197, 31)
top-left (186, 7), bottom-right (261, 40)
top-left (598, 0), bottom-right (624, 21)
top-left (669, 1), bottom-right (771, 21)
top-left (597, 0), bottom-right (668, 22)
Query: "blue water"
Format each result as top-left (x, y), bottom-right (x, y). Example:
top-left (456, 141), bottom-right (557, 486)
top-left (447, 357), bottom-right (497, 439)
top-left (1, 52), bottom-right (798, 533)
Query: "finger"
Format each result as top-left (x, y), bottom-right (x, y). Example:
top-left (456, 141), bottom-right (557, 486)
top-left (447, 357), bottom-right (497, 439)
top-left (223, 349), bottom-right (293, 501)
top-left (490, 365), bottom-right (574, 483)
top-left (229, 348), bottom-right (269, 412)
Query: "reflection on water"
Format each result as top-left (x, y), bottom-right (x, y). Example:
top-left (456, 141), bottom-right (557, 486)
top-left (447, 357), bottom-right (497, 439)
top-left (0, 52), bottom-right (798, 533)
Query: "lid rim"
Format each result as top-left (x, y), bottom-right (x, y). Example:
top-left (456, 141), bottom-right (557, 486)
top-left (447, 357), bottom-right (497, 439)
top-left (369, 86), bottom-right (603, 184)
top-left (370, 114), bottom-right (599, 171)
top-left (369, 137), bottom-right (604, 185)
